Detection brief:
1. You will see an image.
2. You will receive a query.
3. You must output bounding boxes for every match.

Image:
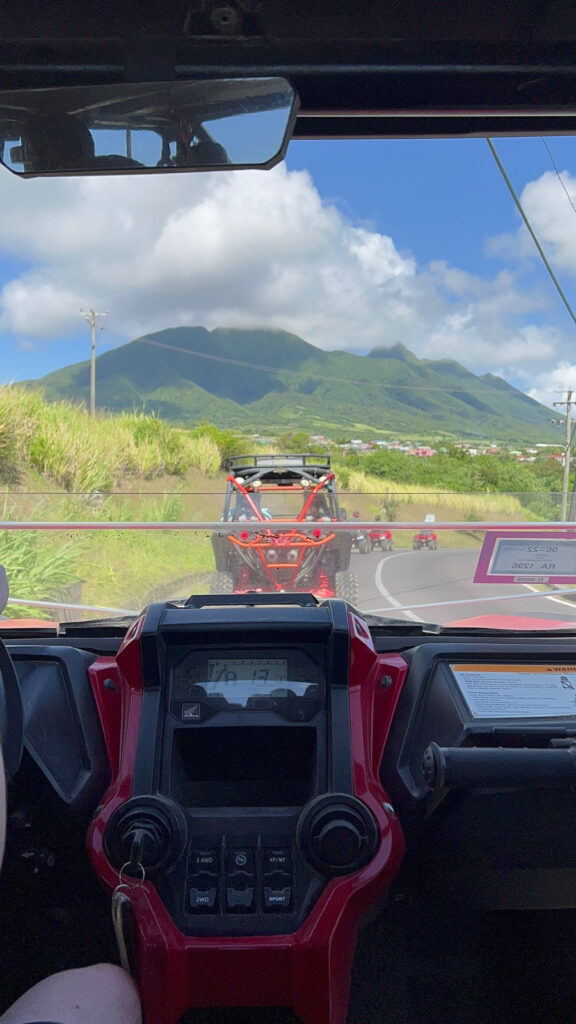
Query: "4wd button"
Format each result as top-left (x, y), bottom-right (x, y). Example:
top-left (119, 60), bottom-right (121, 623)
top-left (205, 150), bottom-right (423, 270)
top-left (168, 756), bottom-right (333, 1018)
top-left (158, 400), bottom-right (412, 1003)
top-left (190, 849), bottom-right (219, 872)
top-left (263, 886), bottom-right (291, 911)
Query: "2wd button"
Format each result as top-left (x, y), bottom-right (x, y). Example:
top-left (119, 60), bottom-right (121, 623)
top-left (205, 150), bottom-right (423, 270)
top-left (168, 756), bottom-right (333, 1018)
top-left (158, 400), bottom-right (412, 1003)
top-left (226, 886), bottom-right (254, 911)
top-left (263, 886), bottom-right (292, 912)
top-left (189, 887), bottom-right (218, 911)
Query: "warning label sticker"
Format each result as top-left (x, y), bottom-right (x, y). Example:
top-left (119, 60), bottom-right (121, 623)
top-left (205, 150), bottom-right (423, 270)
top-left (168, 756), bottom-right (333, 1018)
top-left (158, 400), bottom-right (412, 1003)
top-left (450, 663), bottom-right (576, 719)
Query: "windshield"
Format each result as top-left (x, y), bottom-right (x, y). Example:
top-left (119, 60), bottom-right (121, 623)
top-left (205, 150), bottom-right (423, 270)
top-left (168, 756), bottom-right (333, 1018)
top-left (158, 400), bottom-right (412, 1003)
top-left (2, 134), bottom-right (576, 631)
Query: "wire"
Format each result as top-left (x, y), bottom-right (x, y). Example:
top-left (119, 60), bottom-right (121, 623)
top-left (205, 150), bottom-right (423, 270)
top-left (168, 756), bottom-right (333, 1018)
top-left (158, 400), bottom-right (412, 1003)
top-left (487, 137), bottom-right (576, 333)
top-left (541, 137), bottom-right (576, 218)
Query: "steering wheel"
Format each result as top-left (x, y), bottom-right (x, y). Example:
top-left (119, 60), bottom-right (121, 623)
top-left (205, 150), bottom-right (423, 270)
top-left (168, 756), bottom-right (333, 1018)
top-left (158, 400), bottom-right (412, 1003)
top-left (0, 639), bottom-right (23, 780)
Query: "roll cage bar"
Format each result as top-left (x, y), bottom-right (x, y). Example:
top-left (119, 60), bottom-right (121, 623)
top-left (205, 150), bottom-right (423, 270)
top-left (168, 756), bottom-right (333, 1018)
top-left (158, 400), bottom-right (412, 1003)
top-left (1, 1), bottom-right (576, 140)
top-left (223, 454), bottom-right (340, 523)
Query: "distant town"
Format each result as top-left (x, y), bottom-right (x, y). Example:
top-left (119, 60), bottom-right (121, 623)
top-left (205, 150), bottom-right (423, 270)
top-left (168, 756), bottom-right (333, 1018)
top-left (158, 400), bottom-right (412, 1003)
top-left (251, 433), bottom-right (566, 464)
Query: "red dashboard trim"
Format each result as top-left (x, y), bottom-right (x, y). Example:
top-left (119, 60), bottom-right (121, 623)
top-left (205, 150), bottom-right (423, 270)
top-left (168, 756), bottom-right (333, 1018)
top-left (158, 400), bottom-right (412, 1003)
top-left (87, 611), bottom-right (406, 1024)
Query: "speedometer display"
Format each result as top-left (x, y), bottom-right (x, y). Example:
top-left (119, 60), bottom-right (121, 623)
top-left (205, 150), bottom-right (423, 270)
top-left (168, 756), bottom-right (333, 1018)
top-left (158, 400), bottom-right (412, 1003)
top-left (207, 658), bottom-right (287, 683)
top-left (204, 658), bottom-right (294, 706)
top-left (171, 648), bottom-right (323, 710)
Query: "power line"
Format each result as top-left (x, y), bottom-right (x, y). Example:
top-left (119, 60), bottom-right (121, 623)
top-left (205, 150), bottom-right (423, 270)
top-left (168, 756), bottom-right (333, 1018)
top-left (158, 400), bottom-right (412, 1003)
top-left (541, 137), bottom-right (576, 218)
top-left (137, 335), bottom-right (547, 399)
top-left (487, 137), bottom-right (576, 333)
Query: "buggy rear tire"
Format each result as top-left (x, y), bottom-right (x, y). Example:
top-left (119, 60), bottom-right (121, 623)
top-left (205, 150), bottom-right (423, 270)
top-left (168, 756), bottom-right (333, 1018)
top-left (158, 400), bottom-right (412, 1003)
top-left (335, 569), bottom-right (360, 605)
top-left (209, 571), bottom-right (235, 594)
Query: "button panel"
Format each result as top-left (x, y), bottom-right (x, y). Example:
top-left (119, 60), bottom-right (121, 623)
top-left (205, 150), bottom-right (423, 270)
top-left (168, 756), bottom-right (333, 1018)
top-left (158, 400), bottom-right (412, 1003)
top-left (262, 847), bottom-right (292, 913)
top-left (187, 848), bottom-right (220, 913)
top-left (187, 839), bottom-right (293, 915)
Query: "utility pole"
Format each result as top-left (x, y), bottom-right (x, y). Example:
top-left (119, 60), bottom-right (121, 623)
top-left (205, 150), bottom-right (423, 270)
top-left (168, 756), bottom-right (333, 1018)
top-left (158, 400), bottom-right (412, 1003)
top-left (553, 389), bottom-right (576, 520)
top-left (81, 309), bottom-right (108, 416)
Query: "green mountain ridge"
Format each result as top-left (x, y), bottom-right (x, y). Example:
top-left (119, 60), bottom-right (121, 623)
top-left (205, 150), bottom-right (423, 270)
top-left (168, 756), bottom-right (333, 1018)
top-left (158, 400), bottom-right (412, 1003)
top-left (32, 326), bottom-right (559, 443)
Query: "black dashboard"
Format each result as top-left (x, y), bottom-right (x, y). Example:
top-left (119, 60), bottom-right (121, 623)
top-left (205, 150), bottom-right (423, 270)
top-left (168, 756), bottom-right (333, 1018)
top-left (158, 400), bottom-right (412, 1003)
top-left (4, 608), bottom-right (576, 1022)
top-left (7, 625), bottom-right (576, 859)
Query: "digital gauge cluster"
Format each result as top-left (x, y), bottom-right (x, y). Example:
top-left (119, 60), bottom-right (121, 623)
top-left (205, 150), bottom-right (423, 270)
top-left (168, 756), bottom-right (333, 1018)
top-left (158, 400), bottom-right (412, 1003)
top-left (170, 647), bottom-right (323, 721)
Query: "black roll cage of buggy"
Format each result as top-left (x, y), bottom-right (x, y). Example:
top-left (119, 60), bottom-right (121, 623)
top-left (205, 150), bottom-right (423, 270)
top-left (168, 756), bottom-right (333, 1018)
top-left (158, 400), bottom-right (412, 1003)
top-left (222, 454), bottom-right (342, 524)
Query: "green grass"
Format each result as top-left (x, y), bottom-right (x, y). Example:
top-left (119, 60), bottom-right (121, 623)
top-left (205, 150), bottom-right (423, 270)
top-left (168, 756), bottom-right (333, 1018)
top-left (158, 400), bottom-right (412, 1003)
top-left (77, 526), bottom-right (215, 611)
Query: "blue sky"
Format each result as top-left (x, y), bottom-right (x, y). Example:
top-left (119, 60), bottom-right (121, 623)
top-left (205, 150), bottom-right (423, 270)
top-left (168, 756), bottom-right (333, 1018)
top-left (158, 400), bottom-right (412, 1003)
top-left (1, 133), bottom-right (576, 407)
top-left (288, 135), bottom-right (576, 303)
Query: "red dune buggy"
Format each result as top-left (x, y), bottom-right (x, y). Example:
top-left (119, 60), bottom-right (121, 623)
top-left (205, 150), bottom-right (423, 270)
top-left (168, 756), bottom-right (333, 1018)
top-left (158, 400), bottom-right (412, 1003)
top-left (211, 454), bottom-right (358, 601)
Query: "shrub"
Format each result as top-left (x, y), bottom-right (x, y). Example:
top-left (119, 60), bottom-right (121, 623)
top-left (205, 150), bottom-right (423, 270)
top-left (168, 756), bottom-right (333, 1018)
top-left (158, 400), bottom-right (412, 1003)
top-left (190, 421), bottom-right (244, 467)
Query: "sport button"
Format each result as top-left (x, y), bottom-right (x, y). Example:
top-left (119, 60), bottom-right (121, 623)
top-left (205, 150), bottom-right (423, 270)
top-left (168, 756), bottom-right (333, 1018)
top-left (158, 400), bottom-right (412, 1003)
top-left (263, 886), bottom-right (291, 911)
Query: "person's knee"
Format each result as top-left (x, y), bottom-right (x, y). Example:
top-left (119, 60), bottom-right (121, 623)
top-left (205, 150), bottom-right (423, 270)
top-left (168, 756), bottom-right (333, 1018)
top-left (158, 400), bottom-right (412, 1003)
top-left (59, 964), bottom-right (141, 1021)
top-left (74, 963), bottom-right (140, 1004)
top-left (0, 962), bottom-right (141, 1024)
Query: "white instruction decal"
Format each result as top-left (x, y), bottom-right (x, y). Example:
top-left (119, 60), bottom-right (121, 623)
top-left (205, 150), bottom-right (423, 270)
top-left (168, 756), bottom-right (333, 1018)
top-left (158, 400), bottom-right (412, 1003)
top-left (450, 663), bottom-right (576, 719)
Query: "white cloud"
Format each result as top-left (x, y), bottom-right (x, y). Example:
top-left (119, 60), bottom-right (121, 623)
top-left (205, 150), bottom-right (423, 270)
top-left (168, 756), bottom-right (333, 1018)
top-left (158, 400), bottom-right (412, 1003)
top-left (521, 171), bottom-right (576, 274)
top-left (0, 159), bottom-right (570, 400)
top-left (0, 277), bottom-right (88, 337)
top-left (526, 360), bottom-right (576, 409)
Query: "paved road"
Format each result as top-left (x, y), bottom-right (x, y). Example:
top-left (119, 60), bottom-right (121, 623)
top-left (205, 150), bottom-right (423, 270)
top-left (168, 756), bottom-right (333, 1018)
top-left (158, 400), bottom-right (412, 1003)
top-left (351, 546), bottom-right (576, 625)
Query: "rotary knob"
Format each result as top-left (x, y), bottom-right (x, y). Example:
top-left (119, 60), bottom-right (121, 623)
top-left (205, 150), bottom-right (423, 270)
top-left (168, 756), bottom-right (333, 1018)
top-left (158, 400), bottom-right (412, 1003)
top-left (297, 794), bottom-right (379, 877)
top-left (314, 816), bottom-right (363, 866)
top-left (104, 796), bottom-right (186, 876)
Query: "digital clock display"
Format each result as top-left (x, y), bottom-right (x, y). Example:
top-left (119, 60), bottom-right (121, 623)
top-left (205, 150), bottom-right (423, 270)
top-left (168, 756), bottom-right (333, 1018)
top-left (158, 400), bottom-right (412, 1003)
top-left (208, 657), bottom-right (287, 683)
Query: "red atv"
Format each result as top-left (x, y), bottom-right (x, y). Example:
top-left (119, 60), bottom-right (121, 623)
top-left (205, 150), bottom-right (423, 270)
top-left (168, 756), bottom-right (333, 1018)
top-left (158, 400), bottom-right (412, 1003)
top-left (413, 529), bottom-right (438, 550)
top-left (211, 454), bottom-right (358, 602)
top-left (368, 516), bottom-right (394, 551)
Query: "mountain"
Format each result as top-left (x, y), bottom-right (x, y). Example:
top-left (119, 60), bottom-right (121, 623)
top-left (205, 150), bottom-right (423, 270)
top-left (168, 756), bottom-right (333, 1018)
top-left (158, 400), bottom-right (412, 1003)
top-left (32, 327), bottom-right (560, 442)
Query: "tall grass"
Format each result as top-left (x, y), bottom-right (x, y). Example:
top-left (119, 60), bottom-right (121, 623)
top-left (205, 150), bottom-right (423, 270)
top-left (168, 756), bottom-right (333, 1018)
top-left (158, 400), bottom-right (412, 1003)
top-left (0, 525), bottom-right (80, 619)
top-left (188, 435), bottom-right (221, 477)
top-left (0, 386), bottom-right (226, 490)
top-left (339, 469), bottom-right (529, 518)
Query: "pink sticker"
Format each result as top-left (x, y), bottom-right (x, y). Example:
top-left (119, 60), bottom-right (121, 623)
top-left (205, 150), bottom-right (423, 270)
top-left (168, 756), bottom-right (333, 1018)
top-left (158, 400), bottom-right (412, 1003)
top-left (474, 531), bottom-right (576, 585)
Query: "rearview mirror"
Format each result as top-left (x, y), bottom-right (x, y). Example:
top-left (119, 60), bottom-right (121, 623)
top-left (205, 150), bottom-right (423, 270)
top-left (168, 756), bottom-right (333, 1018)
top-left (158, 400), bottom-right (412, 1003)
top-left (0, 78), bottom-right (298, 176)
